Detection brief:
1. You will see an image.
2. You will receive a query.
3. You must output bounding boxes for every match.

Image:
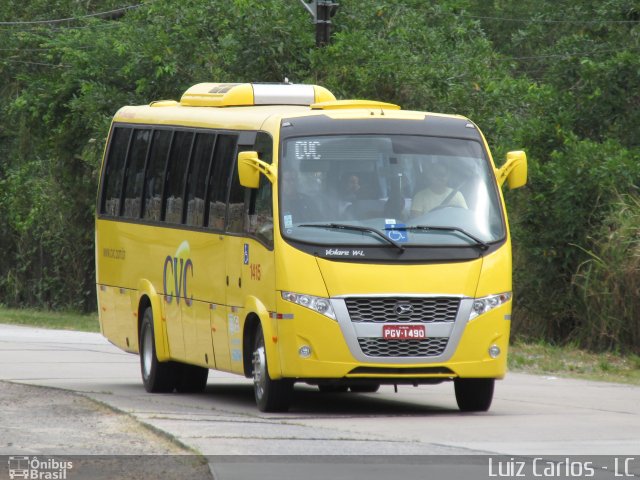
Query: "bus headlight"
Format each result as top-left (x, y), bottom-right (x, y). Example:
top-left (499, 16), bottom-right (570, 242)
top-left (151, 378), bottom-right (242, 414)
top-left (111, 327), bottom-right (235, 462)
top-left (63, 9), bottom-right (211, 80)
top-left (281, 291), bottom-right (336, 320)
top-left (469, 292), bottom-right (512, 320)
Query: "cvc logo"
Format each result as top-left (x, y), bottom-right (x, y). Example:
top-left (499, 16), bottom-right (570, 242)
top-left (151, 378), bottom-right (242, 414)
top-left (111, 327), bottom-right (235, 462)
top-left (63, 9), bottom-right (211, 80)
top-left (163, 241), bottom-right (194, 306)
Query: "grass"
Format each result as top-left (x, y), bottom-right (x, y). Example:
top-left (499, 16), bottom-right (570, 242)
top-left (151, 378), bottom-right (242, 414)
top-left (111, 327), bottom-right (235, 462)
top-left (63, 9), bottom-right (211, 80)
top-left (508, 340), bottom-right (640, 386)
top-left (1, 307), bottom-right (639, 386)
top-left (0, 307), bottom-right (100, 332)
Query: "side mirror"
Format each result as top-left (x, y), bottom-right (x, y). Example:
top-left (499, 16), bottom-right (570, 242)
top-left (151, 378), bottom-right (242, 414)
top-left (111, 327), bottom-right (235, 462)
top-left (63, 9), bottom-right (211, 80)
top-left (238, 151), bottom-right (275, 189)
top-left (496, 150), bottom-right (527, 189)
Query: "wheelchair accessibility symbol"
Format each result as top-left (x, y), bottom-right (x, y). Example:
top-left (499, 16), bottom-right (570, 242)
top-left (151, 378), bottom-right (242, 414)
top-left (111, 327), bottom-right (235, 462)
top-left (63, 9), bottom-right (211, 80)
top-left (384, 220), bottom-right (408, 243)
top-left (387, 229), bottom-right (407, 242)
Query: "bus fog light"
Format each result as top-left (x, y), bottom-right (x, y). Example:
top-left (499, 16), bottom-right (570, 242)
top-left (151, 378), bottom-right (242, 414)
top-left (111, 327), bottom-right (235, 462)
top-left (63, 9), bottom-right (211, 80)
top-left (299, 345), bottom-right (312, 358)
top-left (488, 345), bottom-right (501, 358)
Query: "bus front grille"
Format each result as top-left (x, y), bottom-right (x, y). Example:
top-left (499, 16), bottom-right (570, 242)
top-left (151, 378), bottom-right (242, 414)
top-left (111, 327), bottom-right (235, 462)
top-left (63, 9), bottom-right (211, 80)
top-left (357, 337), bottom-right (449, 357)
top-left (345, 297), bottom-right (460, 323)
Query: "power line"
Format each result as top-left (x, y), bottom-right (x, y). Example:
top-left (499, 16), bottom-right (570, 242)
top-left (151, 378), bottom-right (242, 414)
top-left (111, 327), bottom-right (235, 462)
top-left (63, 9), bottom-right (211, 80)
top-left (331, 45), bottom-right (640, 68)
top-left (23, 21), bottom-right (126, 32)
top-left (494, 46), bottom-right (640, 62)
top-left (4, 43), bottom-right (637, 73)
top-left (0, 19), bottom-right (128, 34)
top-left (0, 59), bottom-right (67, 68)
top-left (0, 3), bottom-right (144, 26)
top-left (0, 46), bottom-right (91, 52)
top-left (455, 11), bottom-right (640, 25)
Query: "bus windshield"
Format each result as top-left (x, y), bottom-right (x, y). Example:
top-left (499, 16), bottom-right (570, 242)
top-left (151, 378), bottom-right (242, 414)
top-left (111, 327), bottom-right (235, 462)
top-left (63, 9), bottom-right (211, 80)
top-left (279, 135), bottom-right (505, 248)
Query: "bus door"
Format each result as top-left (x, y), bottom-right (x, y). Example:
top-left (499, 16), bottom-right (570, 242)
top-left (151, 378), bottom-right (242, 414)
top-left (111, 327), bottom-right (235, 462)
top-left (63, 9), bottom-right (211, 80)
top-left (224, 237), bottom-right (245, 374)
top-left (227, 134), bottom-right (276, 375)
top-left (224, 158), bottom-right (248, 375)
top-left (204, 134), bottom-right (242, 372)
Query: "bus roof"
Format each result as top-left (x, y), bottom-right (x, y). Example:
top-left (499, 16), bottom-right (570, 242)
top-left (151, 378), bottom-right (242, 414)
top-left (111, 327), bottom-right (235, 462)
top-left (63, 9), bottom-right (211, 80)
top-left (111, 82), bottom-right (470, 131)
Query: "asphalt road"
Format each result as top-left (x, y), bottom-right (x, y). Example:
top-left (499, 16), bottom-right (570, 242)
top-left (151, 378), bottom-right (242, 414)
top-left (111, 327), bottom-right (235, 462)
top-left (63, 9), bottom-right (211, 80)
top-left (1, 323), bottom-right (639, 478)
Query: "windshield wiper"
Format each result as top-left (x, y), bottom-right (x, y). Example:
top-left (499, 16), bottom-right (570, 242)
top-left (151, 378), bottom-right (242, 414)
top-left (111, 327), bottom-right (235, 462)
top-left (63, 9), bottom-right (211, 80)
top-left (404, 225), bottom-right (489, 251)
top-left (299, 223), bottom-right (405, 253)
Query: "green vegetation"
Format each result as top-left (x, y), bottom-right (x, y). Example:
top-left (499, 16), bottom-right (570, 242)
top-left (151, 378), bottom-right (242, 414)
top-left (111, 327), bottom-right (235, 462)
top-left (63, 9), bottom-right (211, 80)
top-left (1, 1), bottom-right (639, 353)
top-left (572, 193), bottom-right (640, 351)
top-left (0, 307), bottom-right (99, 332)
top-left (509, 341), bottom-right (640, 386)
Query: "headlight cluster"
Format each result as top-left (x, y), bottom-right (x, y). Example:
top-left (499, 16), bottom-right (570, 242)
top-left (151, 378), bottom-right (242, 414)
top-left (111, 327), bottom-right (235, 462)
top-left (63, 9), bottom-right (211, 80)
top-left (470, 292), bottom-right (512, 320)
top-left (281, 291), bottom-right (336, 320)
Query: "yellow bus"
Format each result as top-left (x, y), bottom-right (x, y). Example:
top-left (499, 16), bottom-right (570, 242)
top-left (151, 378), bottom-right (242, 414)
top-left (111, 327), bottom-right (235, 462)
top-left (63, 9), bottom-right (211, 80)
top-left (96, 82), bottom-right (527, 412)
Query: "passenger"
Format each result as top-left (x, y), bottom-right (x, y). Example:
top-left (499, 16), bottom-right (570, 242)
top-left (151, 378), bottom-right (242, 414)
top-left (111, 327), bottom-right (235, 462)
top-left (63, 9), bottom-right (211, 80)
top-left (343, 174), bottom-right (362, 202)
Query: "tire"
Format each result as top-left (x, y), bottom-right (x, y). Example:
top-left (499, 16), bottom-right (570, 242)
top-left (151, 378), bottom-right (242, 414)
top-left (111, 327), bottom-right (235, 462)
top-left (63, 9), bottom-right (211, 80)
top-left (175, 363), bottom-right (209, 393)
top-left (454, 378), bottom-right (494, 412)
top-left (349, 384), bottom-right (380, 393)
top-left (139, 307), bottom-right (177, 393)
top-left (252, 324), bottom-right (293, 412)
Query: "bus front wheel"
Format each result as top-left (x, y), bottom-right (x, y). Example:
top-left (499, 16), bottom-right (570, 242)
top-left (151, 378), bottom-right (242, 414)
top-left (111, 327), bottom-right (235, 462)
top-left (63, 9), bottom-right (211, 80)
top-left (252, 324), bottom-right (293, 412)
top-left (140, 307), bottom-right (176, 393)
top-left (454, 378), bottom-right (494, 412)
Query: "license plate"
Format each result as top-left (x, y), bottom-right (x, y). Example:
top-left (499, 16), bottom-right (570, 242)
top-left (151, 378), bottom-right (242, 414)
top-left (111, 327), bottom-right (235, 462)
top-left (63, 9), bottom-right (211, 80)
top-left (382, 325), bottom-right (425, 340)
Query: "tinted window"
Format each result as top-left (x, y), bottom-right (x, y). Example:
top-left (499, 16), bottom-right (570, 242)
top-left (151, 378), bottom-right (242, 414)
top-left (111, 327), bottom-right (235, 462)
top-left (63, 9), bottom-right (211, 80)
top-left (164, 130), bottom-right (194, 224)
top-left (246, 132), bottom-right (274, 245)
top-left (143, 130), bottom-right (172, 221)
top-left (207, 135), bottom-right (238, 230)
top-left (101, 127), bottom-right (131, 216)
top-left (227, 151), bottom-right (244, 233)
top-left (122, 129), bottom-right (151, 219)
top-left (185, 133), bottom-right (215, 227)
top-left (279, 134), bottom-right (504, 246)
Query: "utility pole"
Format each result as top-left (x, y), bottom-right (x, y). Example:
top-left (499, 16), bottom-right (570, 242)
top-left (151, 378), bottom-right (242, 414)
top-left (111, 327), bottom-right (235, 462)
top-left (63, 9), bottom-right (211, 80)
top-left (298, 0), bottom-right (339, 47)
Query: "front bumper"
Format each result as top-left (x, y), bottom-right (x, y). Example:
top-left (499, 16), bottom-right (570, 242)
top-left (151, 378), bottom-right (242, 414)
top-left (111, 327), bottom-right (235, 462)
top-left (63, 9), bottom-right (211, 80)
top-left (275, 295), bottom-right (511, 380)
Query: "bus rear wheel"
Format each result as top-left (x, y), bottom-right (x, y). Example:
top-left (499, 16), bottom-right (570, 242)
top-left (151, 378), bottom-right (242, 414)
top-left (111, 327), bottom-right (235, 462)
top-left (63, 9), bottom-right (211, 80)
top-left (454, 378), bottom-right (494, 412)
top-left (140, 307), bottom-right (176, 393)
top-left (252, 324), bottom-right (293, 412)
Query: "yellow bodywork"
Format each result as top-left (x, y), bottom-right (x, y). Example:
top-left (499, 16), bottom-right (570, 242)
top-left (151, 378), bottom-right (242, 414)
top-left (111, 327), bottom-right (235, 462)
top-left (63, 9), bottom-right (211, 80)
top-left (96, 84), bottom-right (522, 385)
top-left (271, 242), bottom-right (512, 380)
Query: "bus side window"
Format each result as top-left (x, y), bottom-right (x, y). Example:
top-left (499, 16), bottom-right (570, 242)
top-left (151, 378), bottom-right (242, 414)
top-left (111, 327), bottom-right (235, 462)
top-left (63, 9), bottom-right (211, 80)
top-left (143, 129), bottom-right (172, 222)
top-left (207, 135), bottom-right (238, 230)
top-left (227, 147), bottom-right (245, 234)
top-left (122, 129), bottom-right (151, 219)
top-left (164, 130), bottom-right (194, 224)
top-left (101, 127), bottom-right (132, 216)
top-left (246, 132), bottom-right (273, 246)
top-left (247, 179), bottom-right (273, 245)
top-left (185, 132), bottom-right (215, 227)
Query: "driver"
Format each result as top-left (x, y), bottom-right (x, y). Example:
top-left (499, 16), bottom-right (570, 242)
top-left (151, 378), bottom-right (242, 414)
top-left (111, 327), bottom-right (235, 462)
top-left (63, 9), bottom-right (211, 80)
top-left (410, 162), bottom-right (466, 217)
